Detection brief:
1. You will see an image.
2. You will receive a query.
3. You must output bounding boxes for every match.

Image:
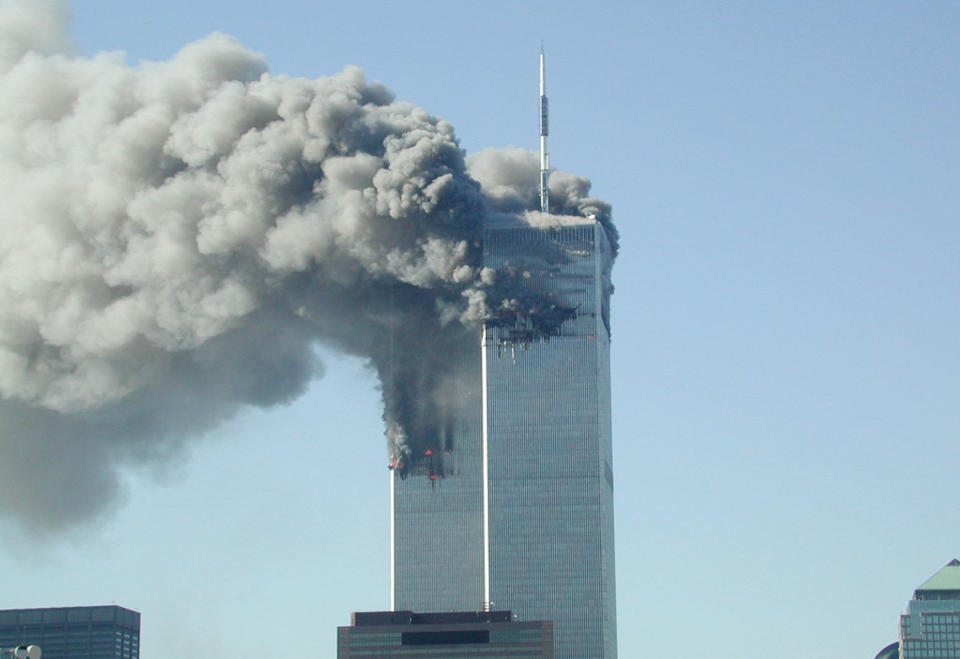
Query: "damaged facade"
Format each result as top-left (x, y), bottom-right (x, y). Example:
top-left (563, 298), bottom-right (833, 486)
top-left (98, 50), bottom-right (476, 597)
top-left (391, 214), bottom-right (617, 659)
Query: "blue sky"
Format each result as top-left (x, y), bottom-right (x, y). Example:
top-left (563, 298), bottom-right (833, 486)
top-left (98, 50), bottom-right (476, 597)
top-left (1, 1), bottom-right (958, 657)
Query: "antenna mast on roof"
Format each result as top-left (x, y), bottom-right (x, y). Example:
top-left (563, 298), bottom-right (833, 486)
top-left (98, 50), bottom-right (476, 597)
top-left (539, 44), bottom-right (550, 214)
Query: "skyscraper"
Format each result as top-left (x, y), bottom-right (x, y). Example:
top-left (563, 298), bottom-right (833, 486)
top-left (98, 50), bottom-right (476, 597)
top-left (898, 559), bottom-right (960, 658)
top-left (390, 51), bottom-right (617, 658)
top-left (0, 606), bottom-right (140, 659)
top-left (481, 218), bottom-right (616, 657)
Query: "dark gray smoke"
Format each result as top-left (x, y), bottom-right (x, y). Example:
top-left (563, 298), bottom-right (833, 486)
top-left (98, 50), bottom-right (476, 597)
top-left (0, 0), bottom-right (615, 532)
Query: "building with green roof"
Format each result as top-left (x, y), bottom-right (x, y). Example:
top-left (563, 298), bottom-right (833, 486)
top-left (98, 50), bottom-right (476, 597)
top-left (873, 641), bottom-right (898, 659)
top-left (899, 559), bottom-right (960, 658)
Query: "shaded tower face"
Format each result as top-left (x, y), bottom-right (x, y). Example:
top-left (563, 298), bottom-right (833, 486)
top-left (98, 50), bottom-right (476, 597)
top-left (899, 559), bottom-right (960, 658)
top-left (390, 346), bottom-right (484, 612)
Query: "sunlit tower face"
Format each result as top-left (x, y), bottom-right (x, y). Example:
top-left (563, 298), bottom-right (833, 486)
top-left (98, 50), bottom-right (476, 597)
top-left (480, 219), bottom-right (616, 658)
top-left (391, 219), bottom-right (617, 658)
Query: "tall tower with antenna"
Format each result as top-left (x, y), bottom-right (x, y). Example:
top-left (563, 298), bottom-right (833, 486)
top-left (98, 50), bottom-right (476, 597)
top-left (476, 46), bottom-right (617, 657)
top-left (539, 46), bottom-right (550, 213)
top-left (390, 48), bottom-right (618, 658)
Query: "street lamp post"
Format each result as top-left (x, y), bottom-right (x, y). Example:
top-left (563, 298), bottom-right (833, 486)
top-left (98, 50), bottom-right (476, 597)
top-left (1, 646), bottom-right (40, 659)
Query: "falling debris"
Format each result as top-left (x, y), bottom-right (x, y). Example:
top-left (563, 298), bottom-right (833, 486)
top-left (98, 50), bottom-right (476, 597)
top-left (0, 0), bottom-right (615, 532)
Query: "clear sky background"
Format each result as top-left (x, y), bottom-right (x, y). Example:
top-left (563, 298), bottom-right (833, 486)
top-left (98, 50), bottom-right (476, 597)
top-left (0, 1), bottom-right (958, 658)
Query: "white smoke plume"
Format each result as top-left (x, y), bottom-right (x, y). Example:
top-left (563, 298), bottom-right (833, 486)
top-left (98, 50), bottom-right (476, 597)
top-left (0, 0), bottom-right (615, 532)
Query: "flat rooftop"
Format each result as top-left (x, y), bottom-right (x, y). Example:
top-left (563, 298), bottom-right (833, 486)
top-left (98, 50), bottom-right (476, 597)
top-left (351, 611), bottom-right (514, 626)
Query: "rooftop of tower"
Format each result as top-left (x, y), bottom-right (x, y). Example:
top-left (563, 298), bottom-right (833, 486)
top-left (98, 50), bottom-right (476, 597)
top-left (915, 559), bottom-right (960, 599)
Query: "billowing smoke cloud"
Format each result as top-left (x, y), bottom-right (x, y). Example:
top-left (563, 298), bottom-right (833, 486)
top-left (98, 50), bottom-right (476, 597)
top-left (0, 0), bottom-right (615, 532)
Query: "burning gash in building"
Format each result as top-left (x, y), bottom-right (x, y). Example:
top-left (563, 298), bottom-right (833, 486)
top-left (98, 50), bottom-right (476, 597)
top-left (0, 0), bottom-right (616, 530)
